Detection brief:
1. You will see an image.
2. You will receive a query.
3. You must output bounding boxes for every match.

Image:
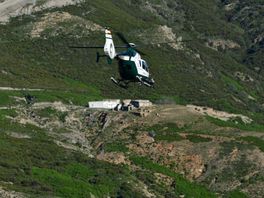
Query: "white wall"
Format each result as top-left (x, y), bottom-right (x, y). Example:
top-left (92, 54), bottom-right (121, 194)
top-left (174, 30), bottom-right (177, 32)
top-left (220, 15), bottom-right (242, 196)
top-left (89, 100), bottom-right (120, 109)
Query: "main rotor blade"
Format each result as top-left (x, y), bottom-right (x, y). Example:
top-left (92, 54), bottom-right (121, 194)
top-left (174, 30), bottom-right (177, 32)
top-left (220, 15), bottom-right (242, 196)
top-left (69, 46), bottom-right (104, 49)
top-left (115, 32), bottom-right (130, 46)
top-left (115, 46), bottom-right (129, 48)
top-left (69, 45), bottom-right (129, 49)
top-left (137, 40), bottom-right (193, 47)
top-left (135, 48), bottom-right (146, 56)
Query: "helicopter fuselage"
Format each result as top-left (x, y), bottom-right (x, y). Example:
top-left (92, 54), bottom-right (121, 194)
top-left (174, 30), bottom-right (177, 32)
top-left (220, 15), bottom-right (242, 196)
top-left (116, 48), bottom-right (154, 86)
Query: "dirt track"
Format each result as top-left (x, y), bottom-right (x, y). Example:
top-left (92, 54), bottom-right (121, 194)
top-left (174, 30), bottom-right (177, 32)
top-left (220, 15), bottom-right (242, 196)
top-left (0, 87), bottom-right (43, 91)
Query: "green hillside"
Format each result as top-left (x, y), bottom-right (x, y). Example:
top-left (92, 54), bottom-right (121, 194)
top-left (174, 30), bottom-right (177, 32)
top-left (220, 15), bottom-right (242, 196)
top-left (0, 0), bottom-right (263, 114)
top-left (0, 1), bottom-right (264, 197)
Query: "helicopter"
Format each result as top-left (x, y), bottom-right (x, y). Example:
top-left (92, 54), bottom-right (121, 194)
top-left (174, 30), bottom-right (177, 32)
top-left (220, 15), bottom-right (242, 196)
top-left (70, 28), bottom-right (155, 88)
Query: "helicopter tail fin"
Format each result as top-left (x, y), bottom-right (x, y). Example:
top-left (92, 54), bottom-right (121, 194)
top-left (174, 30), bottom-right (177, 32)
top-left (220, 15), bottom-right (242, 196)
top-left (104, 28), bottom-right (116, 59)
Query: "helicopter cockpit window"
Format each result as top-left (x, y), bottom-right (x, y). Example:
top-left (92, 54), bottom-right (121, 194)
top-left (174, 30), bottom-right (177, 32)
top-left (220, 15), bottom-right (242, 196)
top-left (142, 61), bottom-right (149, 72)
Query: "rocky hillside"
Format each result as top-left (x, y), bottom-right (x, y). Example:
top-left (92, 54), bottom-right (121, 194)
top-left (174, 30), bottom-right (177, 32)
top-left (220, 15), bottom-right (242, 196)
top-left (0, 0), bottom-right (264, 197)
top-left (220, 0), bottom-right (264, 72)
top-left (0, 97), bottom-right (264, 197)
top-left (0, 0), bottom-right (83, 23)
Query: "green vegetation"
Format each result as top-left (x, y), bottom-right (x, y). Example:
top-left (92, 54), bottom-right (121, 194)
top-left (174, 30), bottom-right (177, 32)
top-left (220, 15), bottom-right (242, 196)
top-left (36, 107), bottom-right (57, 117)
top-left (32, 163), bottom-right (128, 197)
top-left (206, 116), bottom-right (264, 132)
top-left (222, 75), bottom-right (245, 92)
top-left (147, 123), bottom-right (213, 143)
top-left (0, 128), bottom-right (139, 197)
top-left (217, 147), bottom-right (254, 185)
top-left (240, 136), bottom-right (264, 152)
top-left (147, 123), bottom-right (187, 132)
top-left (36, 107), bottom-right (68, 123)
top-left (29, 90), bottom-right (102, 106)
top-left (0, 91), bottom-right (20, 106)
top-left (0, 109), bottom-right (45, 138)
top-left (155, 132), bottom-right (183, 142)
top-left (147, 123), bottom-right (185, 142)
top-left (32, 167), bottom-right (100, 197)
top-left (186, 134), bottom-right (212, 143)
top-left (226, 190), bottom-right (248, 198)
top-left (104, 142), bottom-right (129, 153)
top-left (130, 156), bottom-right (216, 198)
top-left (219, 141), bottom-right (244, 157)
top-left (0, 109), bottom-right (17, 119)
top-left (0, 88), bottom-right (102, 106)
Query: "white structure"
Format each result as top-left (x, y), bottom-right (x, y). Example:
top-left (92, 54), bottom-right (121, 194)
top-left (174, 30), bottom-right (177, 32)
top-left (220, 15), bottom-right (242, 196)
top-left (122, 99), bottom-right (132, 106)
top-left (131, 100), bottom-right (152, 108)
top-left (88, 99), bottom-right (153, 110)
top-left (89, 100), bottom-right (120, 109)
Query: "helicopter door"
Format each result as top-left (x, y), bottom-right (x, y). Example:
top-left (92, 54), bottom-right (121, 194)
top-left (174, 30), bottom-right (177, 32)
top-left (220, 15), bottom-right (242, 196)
top-left (137, 60), bottom-right (149, 77)
top-left (142, 62), bottom-right (149, 72)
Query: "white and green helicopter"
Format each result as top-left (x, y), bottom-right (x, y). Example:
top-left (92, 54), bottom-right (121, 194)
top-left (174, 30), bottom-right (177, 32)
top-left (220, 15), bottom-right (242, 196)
top-left (70, 28), bottom-right (155, 88)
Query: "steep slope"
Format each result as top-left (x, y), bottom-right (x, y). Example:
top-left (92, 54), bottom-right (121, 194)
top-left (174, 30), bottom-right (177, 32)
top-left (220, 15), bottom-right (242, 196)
top-left (220, 0), bottom-right (264, 72)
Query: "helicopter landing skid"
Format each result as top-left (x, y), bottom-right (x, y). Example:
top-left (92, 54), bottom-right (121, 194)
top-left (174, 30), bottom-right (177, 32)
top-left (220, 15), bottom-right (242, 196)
top-left (136, 76), bottom-right (152, 87)
top-left (111, 77), bottom-right (128, 89)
